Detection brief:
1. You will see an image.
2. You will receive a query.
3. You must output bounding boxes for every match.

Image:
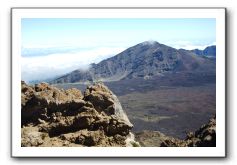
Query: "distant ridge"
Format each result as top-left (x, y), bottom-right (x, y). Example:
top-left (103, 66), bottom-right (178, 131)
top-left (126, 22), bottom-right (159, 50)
top-left (191, 45), bottom-right (216, 57)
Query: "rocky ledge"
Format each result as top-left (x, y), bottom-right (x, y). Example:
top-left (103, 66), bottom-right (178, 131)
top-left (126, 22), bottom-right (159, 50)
top-left (136, 116), bottom-right (216, 147)
top-left (21, 81), bottom-right (139, 147)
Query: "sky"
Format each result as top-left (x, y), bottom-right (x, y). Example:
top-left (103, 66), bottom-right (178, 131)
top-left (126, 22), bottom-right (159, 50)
top-left (21, 18), bottom-right (216, 82)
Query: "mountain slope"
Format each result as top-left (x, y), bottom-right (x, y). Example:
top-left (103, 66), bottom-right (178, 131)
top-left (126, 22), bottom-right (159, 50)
top-left (51, 41), bottom-right (215, 84)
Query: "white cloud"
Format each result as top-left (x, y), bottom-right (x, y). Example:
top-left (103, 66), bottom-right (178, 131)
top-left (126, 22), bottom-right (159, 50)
top-left (21, 47), bottom-right (125, 82)
top-left (165, 40), bottom-right (216, 50)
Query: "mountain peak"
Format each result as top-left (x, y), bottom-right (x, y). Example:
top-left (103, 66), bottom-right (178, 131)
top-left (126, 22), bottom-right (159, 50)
top-left (140, 40), bottom-right (159, 46)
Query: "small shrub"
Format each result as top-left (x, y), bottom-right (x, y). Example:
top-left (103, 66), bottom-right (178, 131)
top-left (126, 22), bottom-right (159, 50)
top-left (131, 141), bottom-right (140, 147)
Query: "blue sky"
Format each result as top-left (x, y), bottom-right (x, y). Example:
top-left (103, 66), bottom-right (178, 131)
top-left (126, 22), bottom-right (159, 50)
top-left (21, 18), bottom-right (216, 82)
top-left (22, 18), bottom-right (216, 50)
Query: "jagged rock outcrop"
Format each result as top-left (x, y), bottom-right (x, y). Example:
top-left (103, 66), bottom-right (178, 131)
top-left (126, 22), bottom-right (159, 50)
top-left (135, 116), bottom-right (216, 147)
top-left (21, 81), bottom-right (139, 147)
top-left (184, 116), bottom-right (216, 147)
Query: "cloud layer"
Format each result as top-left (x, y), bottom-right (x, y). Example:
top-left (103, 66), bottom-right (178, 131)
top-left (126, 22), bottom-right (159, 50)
top-left (166, 40), bottom-right (216, 50)
top-left (21, 47), bottom-right (125, 82)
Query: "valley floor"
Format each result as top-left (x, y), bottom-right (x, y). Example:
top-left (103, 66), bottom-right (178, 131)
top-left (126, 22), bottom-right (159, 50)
top-left (118, 83), bottom-right (215, 139)
top-left (54, 72), bottom-right (216, 140)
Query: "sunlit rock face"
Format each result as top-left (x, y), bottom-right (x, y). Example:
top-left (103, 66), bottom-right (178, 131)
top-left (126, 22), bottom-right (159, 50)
top-left (21, 81), bottom-right (139, 147)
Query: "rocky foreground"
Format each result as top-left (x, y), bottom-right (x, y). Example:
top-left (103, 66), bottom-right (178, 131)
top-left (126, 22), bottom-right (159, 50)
top-left (21, 81), bottom-right (139, 147)
top-left (21, 81), bottom-right (216, 147)
top-left (136, 116), bottom-right (216, 147)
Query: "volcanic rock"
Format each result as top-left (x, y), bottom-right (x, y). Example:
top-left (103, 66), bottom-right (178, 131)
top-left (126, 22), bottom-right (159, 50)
top-left (135, 116), bottom-right (216, 147)
top-left (21, 81), bottom-right (139, 147)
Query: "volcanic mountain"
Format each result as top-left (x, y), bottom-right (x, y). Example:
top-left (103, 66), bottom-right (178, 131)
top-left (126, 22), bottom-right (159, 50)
top-left (51, 41), bottom-right (215, 84)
